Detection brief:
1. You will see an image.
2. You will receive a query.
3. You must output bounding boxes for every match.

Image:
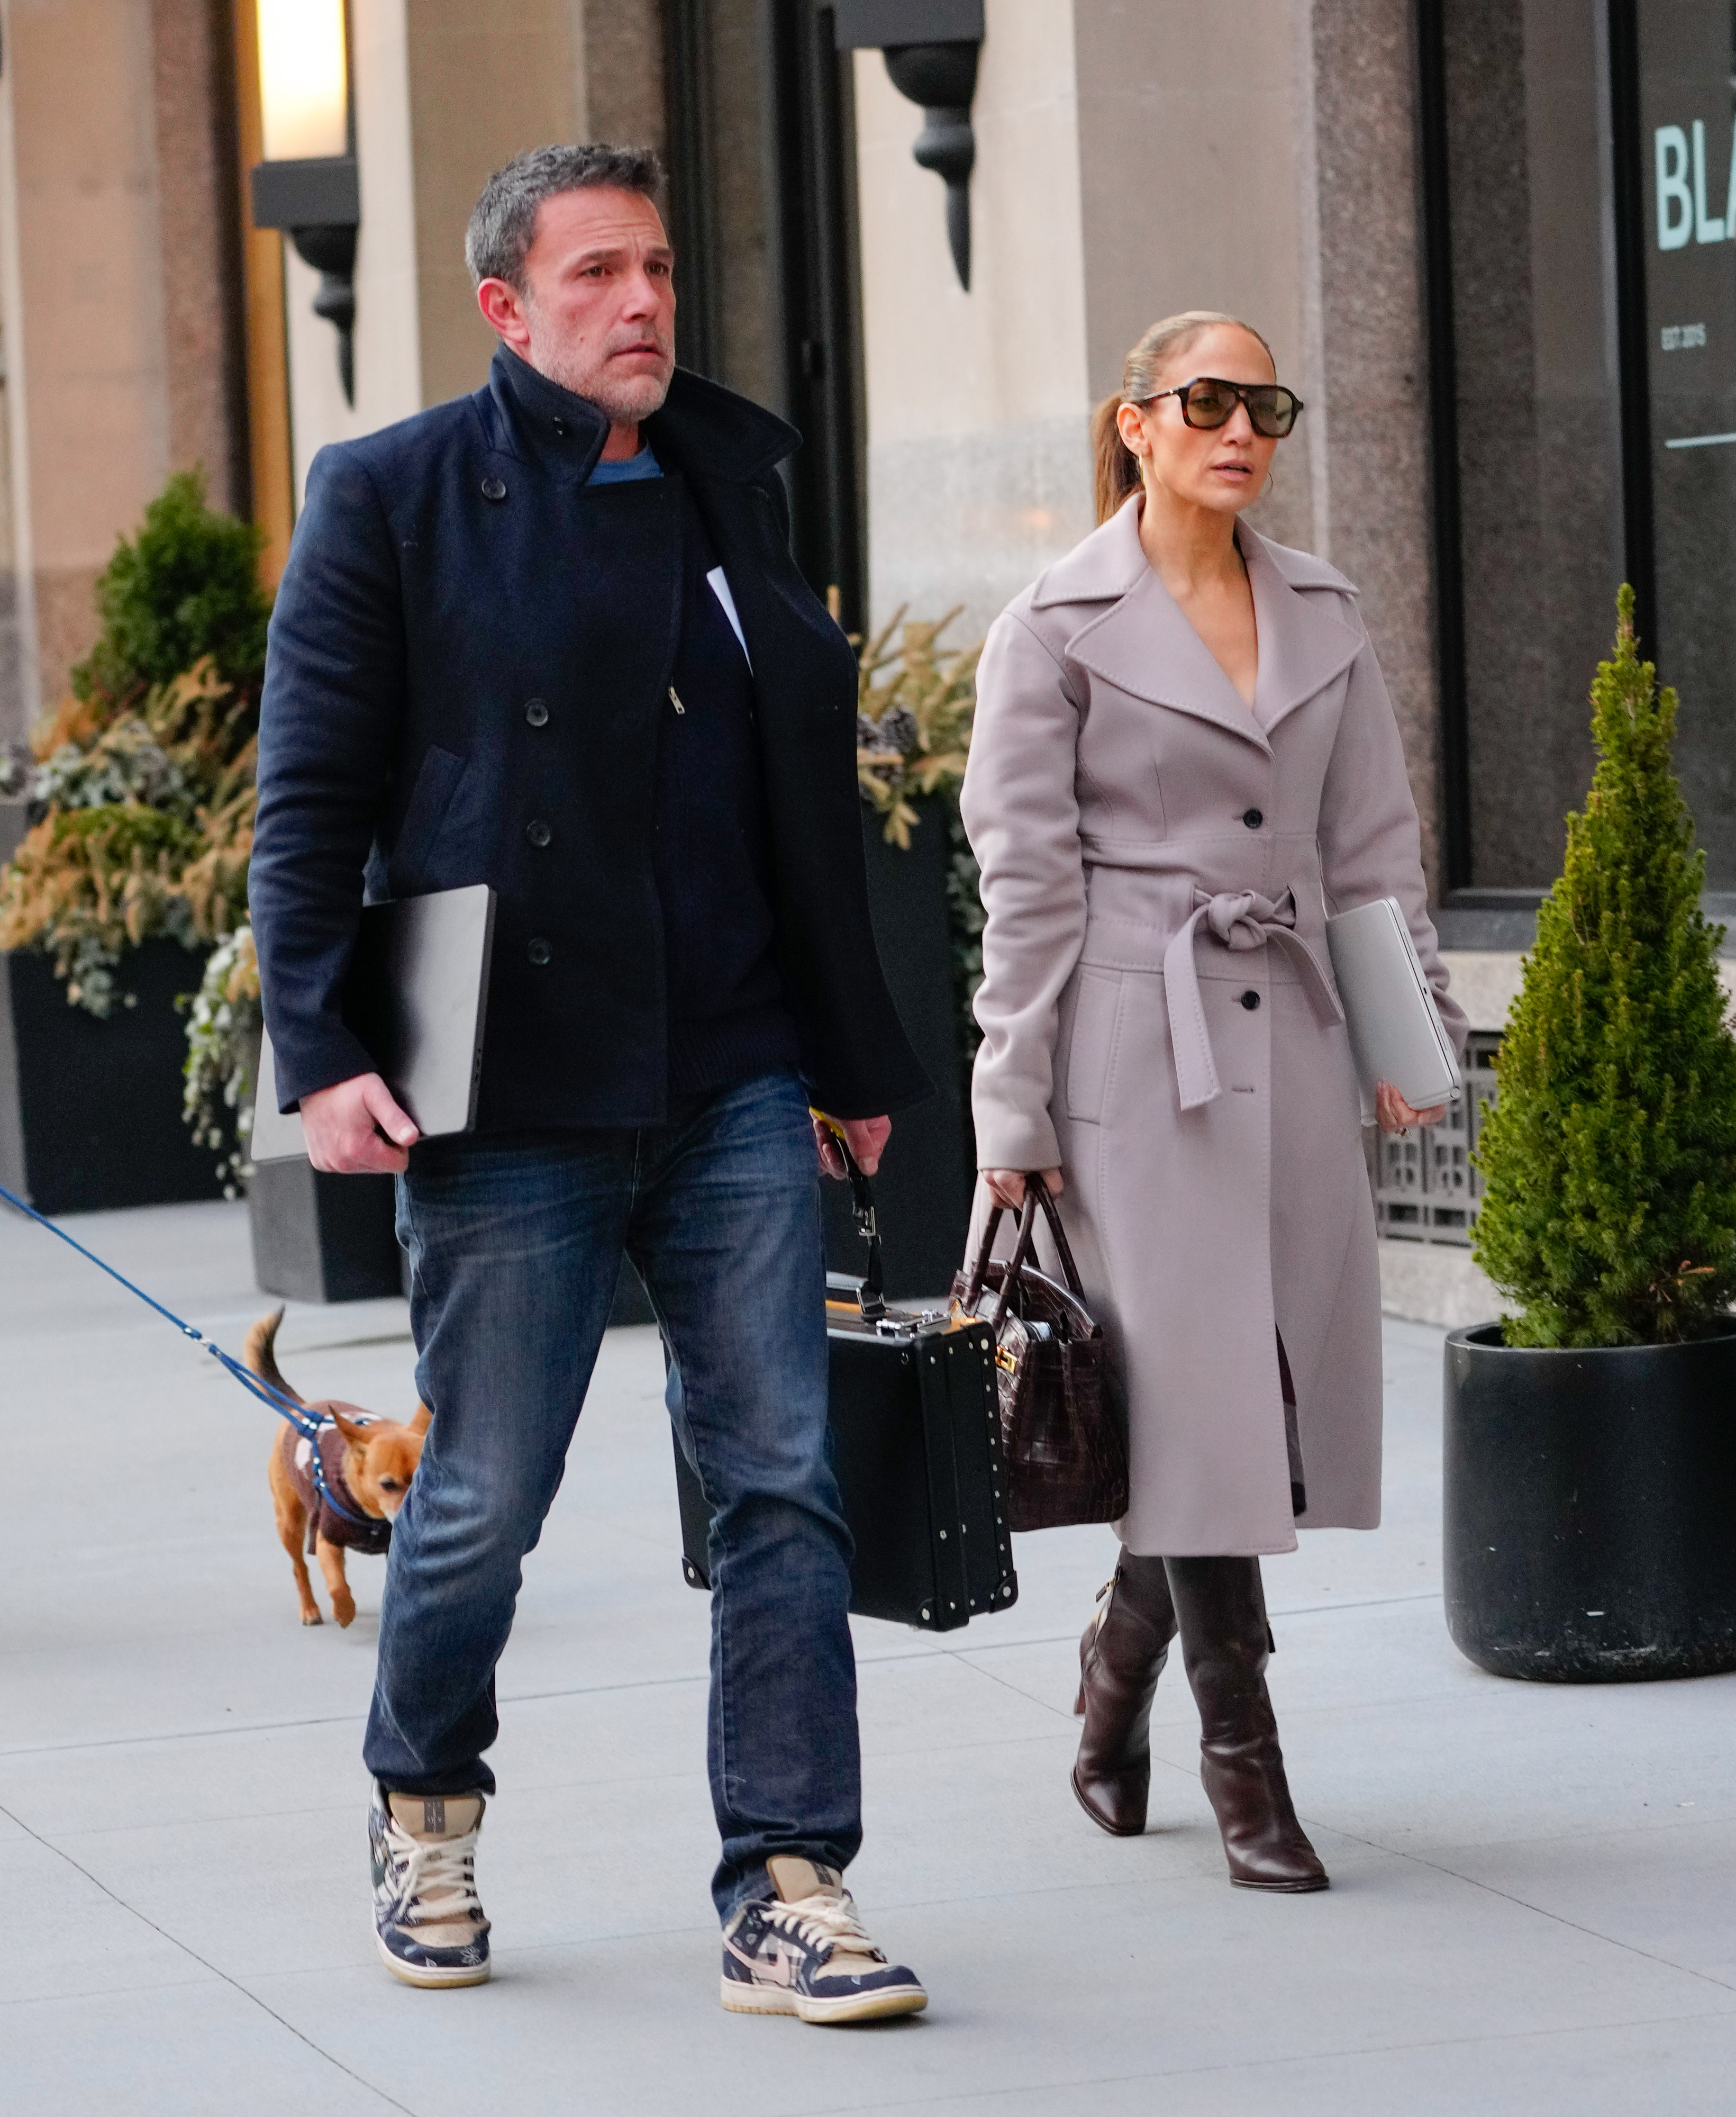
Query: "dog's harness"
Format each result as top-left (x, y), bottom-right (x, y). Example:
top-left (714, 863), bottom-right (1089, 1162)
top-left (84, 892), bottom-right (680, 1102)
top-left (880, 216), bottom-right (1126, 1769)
top-left (286, 1418), bottom-right (395, 1553)
top-left (1, 1179), bottom-right (373, 1526)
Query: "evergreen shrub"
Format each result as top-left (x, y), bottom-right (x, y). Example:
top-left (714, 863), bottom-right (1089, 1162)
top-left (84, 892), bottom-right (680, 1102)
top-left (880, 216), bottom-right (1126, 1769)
top-left (1472, 586), bottom-right (1736, 1346)
top-left (0, 471), bottom-right (267, 1015)
top-left (71, 469), bottom-right (269, 707)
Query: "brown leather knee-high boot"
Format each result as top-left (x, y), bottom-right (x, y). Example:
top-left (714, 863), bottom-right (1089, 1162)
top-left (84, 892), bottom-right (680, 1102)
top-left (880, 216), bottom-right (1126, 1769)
top-left (1070, 1553), bottom-right (1177, 1836)
top-left (1165, 1557), bottom-right (1329, 1892)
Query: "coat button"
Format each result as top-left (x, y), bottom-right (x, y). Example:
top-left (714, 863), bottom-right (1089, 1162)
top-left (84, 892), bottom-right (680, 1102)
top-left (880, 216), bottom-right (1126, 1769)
top-left (524, 698), bottom-right (548, 728)
top-left (551, 418), bottom-right (568, 437)
top-left (1243, 807), bottom-right (1264, 828)
top-left (481, 475), bottom-right (507, 501)
top-left (1241, 989), bottom-right (1261, 1010)
top-left (525, 818), bottom-right (552, 848)
top-left (528, 937), bottom-right (552, 966)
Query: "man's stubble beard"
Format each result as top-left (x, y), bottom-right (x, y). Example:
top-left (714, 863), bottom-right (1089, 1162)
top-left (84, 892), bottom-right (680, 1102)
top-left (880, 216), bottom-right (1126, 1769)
top-left (525, 303), bottom-right (673, 427)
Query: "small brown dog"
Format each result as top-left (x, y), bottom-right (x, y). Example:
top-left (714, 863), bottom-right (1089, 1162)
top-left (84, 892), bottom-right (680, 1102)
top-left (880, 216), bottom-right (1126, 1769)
top-left (247, 1308), bottom-right (431, 1628)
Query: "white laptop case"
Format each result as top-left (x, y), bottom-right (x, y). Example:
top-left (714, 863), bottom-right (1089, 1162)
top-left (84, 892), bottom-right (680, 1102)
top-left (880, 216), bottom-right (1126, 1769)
top-left (250, 883), bottom-right (496, 1163)
top-left (1324, 895), bottom-right (1462, 1118)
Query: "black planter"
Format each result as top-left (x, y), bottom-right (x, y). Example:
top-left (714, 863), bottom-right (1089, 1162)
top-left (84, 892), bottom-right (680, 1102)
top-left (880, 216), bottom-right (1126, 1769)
top-left (1, 940), bottom-right (222, 1214)
top-left (821, 799), bottom-right (974, 1299)
top-left (1444, 1323), bottom-right (1736, 1681)
top-left (249, 1157), bottom-right (404, 1303)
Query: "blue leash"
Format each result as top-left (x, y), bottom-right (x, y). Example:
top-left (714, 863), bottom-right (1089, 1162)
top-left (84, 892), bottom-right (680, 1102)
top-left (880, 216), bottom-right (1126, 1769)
top-left (0, 1178), bottom-right (372, 1524)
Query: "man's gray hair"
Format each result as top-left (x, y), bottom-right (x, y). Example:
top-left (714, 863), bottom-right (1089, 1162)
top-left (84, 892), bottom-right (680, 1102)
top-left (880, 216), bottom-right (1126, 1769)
top-left (465, 143), bottom-right (665, 290)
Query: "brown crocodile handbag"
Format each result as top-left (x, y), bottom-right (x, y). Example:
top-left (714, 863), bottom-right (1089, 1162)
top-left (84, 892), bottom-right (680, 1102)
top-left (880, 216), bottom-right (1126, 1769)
top-left (951, 1174), bottom-right (1129, 1531)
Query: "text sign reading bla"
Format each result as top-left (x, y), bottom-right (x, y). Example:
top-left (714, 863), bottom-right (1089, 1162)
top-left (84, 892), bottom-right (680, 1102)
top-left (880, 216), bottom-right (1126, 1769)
top-left (1656, 123), bottom-right (1736, 248)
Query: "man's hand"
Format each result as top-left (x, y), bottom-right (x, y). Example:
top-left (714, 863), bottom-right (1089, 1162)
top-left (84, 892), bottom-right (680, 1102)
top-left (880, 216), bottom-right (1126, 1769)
top-left (813, 1113), bottom-right (892, 1180)
top-left (983, 1168), bottom-right (1064, 1211)
top-left (299, 1073), bottom-right (421, 1174)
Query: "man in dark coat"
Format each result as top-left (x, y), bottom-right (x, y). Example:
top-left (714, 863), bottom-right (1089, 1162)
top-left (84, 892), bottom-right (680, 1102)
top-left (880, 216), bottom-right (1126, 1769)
top-left (250, 143), bottom-right (930, 2020)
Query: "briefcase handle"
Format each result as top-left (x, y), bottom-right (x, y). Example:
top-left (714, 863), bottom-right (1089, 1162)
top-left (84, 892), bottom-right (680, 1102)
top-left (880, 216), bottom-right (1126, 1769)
top-left (813, 1113), bottom-right (887, 1321)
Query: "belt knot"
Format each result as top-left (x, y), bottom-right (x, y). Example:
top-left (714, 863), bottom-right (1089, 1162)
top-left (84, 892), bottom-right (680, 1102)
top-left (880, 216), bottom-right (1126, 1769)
top-left (1161, 883), bottom-right (1343, 1112)
top-left (1198, 888), bottom-right (1297, 951)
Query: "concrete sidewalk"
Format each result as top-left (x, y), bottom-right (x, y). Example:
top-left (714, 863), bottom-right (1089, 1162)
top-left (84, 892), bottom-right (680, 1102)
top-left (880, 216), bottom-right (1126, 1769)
top-left (3, 1199), bottom-right (1733, 2115)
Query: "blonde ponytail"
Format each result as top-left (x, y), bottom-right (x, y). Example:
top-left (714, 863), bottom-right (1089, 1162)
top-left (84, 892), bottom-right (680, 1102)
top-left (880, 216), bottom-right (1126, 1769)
top-left (1092, 393), bottom-right (1141, 526)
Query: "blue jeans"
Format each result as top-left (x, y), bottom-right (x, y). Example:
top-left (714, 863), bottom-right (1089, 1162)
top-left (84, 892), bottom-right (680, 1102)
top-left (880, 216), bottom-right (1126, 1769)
top-left (365, 1069), bottom-right (861, 1920)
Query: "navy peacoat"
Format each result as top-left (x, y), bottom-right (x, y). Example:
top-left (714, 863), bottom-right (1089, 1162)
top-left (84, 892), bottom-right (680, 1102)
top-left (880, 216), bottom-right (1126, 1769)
top-left (251, 347), bottom-right (929, 1130)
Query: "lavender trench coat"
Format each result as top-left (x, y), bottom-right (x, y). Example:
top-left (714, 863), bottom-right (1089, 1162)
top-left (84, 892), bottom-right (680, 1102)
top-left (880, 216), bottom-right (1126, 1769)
top-left (960, 498), bottom-right (1468, 1556)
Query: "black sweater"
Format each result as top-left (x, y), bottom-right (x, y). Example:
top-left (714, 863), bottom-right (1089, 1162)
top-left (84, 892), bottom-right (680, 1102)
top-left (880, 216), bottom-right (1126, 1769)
top-left (655, 486), bottom-right (801, 1093)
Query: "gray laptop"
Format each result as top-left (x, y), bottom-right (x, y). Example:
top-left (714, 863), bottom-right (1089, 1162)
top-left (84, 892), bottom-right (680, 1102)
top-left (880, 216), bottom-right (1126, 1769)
top-left (250, 884), bottom-right (497, 1163)
top-left (1324, 895), bottom-right (1463, 1120)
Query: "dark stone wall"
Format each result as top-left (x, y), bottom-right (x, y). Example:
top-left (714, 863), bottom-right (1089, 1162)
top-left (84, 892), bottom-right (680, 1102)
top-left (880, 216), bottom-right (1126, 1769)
top-left (1441, 0), bottom-right (1616, 887)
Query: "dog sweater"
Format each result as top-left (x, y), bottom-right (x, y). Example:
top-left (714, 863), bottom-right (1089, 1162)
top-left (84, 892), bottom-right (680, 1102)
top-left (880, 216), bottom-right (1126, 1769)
top-left (286, 1416), bottom-right (394, 1555)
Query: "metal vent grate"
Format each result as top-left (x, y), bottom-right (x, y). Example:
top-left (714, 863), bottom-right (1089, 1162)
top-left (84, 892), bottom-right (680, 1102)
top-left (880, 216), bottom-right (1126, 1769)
top-left (1370, 1032), bottom-right (1501, 1246)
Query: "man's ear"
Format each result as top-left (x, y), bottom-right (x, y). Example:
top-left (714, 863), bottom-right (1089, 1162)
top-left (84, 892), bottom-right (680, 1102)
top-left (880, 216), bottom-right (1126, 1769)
top-left (477, 275), bottom-right (531, 353)
top-left (408, 1405), bottom-right (432, 1435)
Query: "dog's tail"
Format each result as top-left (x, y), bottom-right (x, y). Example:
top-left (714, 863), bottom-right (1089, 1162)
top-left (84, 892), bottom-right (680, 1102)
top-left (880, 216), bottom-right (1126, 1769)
top-left (243, 1307), bottom-right (303, 1405)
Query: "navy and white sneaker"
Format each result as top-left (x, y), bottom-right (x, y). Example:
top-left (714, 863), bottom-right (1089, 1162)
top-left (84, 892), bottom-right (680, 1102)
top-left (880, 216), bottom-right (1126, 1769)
top-left (721, 1856), bottom-right (927, 2023)
top-left (368, 1784), bottom-right (492, 1988)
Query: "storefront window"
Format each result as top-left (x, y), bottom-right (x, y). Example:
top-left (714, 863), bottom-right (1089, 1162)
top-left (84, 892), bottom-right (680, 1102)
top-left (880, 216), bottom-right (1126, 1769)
top-left (1640, 4), bottom-right (1736, 885)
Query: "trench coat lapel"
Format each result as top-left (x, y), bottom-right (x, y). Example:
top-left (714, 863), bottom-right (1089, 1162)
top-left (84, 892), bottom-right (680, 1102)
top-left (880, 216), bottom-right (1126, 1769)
top-left (1051, 504), bottom-right (1273, 755)
top-left (1038, 500), bottom-right (1365, 753)
top-left (1243, 530), bottom-right (1365, 736)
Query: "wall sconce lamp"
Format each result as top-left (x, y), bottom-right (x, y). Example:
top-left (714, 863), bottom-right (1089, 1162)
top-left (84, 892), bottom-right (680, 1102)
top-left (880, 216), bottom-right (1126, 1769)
top-left (834, 0), bottom-right (984, 292)
top-left (249, 0), bottom-right (359, 404)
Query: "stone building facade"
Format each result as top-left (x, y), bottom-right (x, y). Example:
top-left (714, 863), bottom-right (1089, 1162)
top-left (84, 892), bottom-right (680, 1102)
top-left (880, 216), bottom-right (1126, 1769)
top-left (0, 1), bottom-right (1724, 956)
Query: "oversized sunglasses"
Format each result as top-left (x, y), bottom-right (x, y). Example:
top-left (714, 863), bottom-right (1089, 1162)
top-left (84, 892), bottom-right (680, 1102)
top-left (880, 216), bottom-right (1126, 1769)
top-left (1143, 376), bottom-right (1304, 439)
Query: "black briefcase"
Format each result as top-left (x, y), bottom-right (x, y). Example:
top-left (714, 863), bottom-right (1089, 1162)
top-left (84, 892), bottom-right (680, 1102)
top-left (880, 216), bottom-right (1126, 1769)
top-left (671, 1153), bottom-right (1019, 1632)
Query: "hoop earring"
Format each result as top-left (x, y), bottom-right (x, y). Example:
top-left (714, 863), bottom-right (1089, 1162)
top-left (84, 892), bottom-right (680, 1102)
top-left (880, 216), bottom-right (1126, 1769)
top-left (1262, 471), bottom-right (1274, 497)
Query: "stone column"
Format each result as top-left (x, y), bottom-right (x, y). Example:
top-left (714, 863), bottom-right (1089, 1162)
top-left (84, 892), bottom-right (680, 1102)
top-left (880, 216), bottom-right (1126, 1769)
top-left (0, 0), bottom-right (252, 738)
top-left (1309, 0), bottom-right (1446, 894)
top-left (403, 0), bottom-right (589, 411)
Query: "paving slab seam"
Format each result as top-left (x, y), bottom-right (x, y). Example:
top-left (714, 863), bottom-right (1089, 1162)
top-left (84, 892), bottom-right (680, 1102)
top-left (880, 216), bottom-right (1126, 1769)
top-left (0, 1797), bottom-right (426, 2115)
top-left (23, 1760), bottom-right (716, 1840)
top-left (1252, 1678), bottom-right (1736, 1736)
top-left (910, 1589), bottom-right (1447, 1669)
top-left (1316, 1821), bottom-right (1736, 1997)
top-left (0, 1598), bottom-right (1475, 1763)
top-left (930, 1643), bottom-right (1086, 1727)
top-left (0, 1968), bottom-right (221, 2011)
top-left (246, 1919), bottom-right (724, 1987)
top-left (0, 1663), bottom-right (719, 1759)
top-left (1296, 1808), bottom-right (1736, 1856)
top-left (803, 2001), bottom-right (1736, 2116)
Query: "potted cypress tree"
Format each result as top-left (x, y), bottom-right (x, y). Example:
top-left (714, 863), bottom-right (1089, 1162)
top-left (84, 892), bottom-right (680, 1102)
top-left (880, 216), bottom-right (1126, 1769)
top-left (1446, 587), bottom-right (1736, 1680)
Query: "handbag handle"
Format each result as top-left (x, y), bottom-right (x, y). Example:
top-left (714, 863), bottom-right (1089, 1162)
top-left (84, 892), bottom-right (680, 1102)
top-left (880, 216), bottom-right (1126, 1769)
top-left (1022, 1172), bottom-right (1089, 1305)
top-left (814, 1113), bottom-right (886, 1321)
top-left (987, 1190), bottom-right (1045, 1336)
top-left (960, 1171), bottom-right (1087, 1322)
top-left (960, 1201), bottom-right (1009, 1315)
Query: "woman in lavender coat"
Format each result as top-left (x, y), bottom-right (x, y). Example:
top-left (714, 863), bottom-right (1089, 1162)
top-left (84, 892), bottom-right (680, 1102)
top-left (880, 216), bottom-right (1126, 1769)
top-left (960, 312), bottom-right (1466, 1892)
